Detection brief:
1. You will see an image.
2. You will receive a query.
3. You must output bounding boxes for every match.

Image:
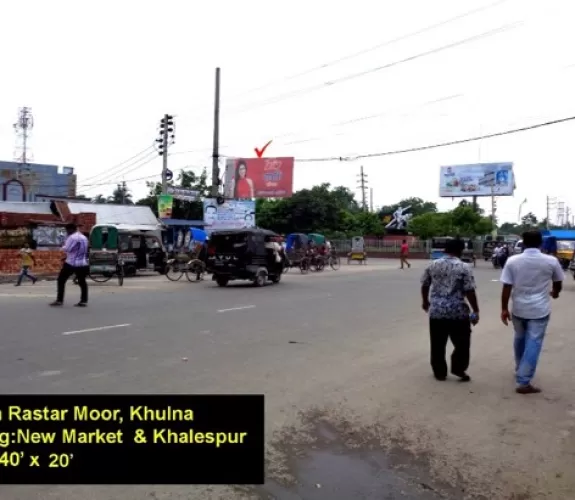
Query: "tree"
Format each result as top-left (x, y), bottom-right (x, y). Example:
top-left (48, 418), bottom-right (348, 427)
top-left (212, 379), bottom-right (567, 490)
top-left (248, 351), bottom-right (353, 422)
top-left (108, 182), bottom-right (133, 205)
top-left (408, 213), bottom-right (450, 240)
top-left (252, 183), bottom-right (383, 237)
top-left (92, 194), bottom-right (107, 204)
top-left (408, 206), bottom-right (493, 239)
top-left (521, 212), bottom-right (538, 227)
top-left (499, 222), bottom-right (520, 234)
top-left (378, 197), bottom-right (437, 218)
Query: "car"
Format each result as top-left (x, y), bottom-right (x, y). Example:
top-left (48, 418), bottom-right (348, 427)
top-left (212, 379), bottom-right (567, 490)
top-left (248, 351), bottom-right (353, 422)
top-left (513, 240), bottom-right (523, 254)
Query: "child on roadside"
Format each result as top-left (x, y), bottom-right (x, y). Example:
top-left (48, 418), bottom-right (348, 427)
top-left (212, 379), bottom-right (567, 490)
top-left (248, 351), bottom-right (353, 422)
top-left (15, 242), bottom-right (38, 286)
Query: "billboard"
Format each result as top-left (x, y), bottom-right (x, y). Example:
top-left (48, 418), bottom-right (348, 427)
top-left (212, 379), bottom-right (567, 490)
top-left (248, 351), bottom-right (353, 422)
top-left (203, 198), bottom-right (256, 234)
top-left (157, 194), bottom-right (173, 218)
top-left (223, 157), bottom-right (294, 199)
top-left (439, 162), bottom-right (514, 197)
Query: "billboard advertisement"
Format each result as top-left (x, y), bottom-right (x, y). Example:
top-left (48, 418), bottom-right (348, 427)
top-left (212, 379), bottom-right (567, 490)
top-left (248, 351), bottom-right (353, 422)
top-left (223, 157), bottom-right (294, 199)
top-left (439, 163), bottom-right (514, 197)
top-left (203, 198), bottom-right (256, 234)
top-left (157, 194), bottom-right (173, 218)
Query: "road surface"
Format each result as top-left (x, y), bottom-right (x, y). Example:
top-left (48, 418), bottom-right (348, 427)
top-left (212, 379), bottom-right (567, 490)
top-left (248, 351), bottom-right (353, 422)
top-left (1, 260), bottom-right (574, 499)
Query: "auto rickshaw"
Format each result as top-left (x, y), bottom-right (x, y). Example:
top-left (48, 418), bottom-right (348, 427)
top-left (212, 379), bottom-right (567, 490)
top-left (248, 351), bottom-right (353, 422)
top-left (347, 236), bottom-right (367, 264)
top-left (460, 238), bottom-right (476, 267)
top-left (556, 240), bottom-right (575, 270)
top-left (206, 228), bottom-right (284, 287)
top-left (87, 225), bottom-right (125, 285)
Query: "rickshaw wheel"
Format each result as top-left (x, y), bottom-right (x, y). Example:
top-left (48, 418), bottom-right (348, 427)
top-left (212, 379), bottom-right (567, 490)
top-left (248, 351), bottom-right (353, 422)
top-left (254, 270), bottom-right (267, 287)
top-left (117, 266), bottom-right (124, 286)
top-left (215, 276), bottom-right (229, 287)
top-left (166, 262), bottom-right (184, 281)
top-left (300, 258), bottom-right (310, 274)
top-left (330, 256), bottom-right (341, 270)
top-left (186, 260), bottom-right (205, 282)
top-left (90, 273), bottom-right (112, 283)
top-left (316, 258), bottom-right (325, 272)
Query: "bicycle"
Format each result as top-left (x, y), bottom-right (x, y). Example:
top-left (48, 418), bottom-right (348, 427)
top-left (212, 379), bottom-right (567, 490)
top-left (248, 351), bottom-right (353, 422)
top-left (165, 259), bottom-right (205, 282)
top-left (309, 254), bottom-right (326, 272)
top-left (327, 254), bottom-right (341, 270)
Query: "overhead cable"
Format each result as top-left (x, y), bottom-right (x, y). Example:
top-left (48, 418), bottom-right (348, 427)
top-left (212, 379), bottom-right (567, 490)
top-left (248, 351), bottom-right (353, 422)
top-left (292, 115), bottom-right (575, 162)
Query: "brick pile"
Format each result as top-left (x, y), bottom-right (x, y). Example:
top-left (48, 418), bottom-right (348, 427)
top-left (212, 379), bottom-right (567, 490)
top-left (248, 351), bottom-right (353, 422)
top-left (0, 249), bottom-right (65, 276)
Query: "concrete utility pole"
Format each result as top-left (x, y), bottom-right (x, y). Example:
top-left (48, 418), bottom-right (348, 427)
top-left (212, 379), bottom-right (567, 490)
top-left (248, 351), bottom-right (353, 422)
top-left (211, 67), bottom-right (221, 198)
top-left (357, 166), bottom-right (368, 211)
top-left (369, 187), bottom-right (374, 212)
top-left (545, 196), bottom-right (556, 229)
top-left (156, 114), bottom-right (175, 195)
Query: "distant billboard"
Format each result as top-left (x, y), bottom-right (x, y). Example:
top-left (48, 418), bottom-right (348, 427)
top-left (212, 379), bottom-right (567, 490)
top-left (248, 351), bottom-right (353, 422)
top-left (203, 198), bottom-right (255, 234)
top-left (439, 162), bottom-right (514, 197)
top-left (223, 157), bottom-right (294, 199)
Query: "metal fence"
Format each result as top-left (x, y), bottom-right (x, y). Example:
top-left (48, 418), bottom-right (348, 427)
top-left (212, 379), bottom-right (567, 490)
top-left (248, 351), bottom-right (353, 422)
top-left (331, 239), bottom-right (484, 254)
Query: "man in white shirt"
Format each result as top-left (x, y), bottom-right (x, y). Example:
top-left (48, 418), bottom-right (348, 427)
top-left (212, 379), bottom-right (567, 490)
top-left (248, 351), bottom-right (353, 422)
top-left (500, 230), bottom-right (564, 394)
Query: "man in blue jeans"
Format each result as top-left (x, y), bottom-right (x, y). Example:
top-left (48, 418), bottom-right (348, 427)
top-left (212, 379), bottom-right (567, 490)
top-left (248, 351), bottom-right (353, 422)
top-left (500, 230), bottom-right (564, 394)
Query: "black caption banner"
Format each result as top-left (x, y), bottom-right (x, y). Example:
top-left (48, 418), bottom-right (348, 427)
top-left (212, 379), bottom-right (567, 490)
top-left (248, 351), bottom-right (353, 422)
top-left (0, 395), bottom-right (264, 484)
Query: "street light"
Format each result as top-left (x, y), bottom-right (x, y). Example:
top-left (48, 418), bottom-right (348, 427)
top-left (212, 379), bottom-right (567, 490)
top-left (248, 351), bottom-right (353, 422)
top-left (518, 198), bottom-right (527, 224)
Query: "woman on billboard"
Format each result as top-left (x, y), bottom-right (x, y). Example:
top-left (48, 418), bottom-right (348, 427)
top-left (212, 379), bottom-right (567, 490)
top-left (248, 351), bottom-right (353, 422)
top-left (230, 160), bottom-right (255, 199)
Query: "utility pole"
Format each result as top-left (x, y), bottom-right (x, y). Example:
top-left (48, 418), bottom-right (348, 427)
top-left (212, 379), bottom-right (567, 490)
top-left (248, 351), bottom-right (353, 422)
top-left (369, 187), bottom-right (374, 212)
top-left (566, 206), bottom-right (571, 228)
top-left (211, 67), bottom-right (221, 198)
top-left (545, 196), bottom-right (556, 229)
top-left (156, 114), bottom-right (175, 194)
top-left (488, 184), bottom-right (497, 236)
top-left (357, 166), bottom-right (368, 211)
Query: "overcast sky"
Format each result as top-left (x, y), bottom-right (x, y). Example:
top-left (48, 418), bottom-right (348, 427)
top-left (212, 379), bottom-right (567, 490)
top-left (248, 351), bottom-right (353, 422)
top-left (1, 0), bottom-right (574, 224)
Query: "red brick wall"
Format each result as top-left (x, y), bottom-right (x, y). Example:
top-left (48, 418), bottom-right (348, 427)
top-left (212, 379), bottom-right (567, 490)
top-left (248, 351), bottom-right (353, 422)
top-left (0, 249), bottom-right (65, 275)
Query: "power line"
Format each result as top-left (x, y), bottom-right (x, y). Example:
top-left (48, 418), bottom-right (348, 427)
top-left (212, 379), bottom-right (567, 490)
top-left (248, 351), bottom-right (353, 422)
top-left (226, 23), bottom-right (521, 115)
top-left (292, 115), bottom-right (575, 162)
top-left (228, 0), bottom-right (510, 100)
top-left (81, 145), bottom-right (156, 183)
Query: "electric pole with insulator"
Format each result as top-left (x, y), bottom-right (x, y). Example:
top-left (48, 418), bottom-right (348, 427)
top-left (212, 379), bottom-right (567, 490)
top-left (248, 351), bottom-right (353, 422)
top-left (156, 114), bottom-right (175, 194)
top-left (357, 166), bottom-right (368, 211)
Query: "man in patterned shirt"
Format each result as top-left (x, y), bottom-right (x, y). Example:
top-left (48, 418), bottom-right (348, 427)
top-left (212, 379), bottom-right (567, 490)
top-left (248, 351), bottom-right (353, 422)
top-left (421, 238), bottom-right (480, 381)
top-left (50, 223), bottom-right (89, 307)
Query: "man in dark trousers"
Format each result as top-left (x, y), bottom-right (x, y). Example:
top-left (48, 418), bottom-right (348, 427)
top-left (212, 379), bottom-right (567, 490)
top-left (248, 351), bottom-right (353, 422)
top-left (421, 238), bottom-right (480, 381)
top-left (50, 223), bottom-right (89, 307)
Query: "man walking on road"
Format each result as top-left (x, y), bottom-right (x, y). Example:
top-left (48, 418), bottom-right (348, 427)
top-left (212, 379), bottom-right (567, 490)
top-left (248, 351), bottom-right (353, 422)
top-left (421, 238), bottom-right (479, 382)
top-left (400, 239), bottom-right (411, 269)
top-left (50, 223), bottom-right (89, 308)
top-left (500, 230), bottom-right (564, 394)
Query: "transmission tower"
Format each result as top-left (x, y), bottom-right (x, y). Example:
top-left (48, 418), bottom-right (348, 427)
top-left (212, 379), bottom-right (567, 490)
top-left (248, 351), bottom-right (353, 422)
top-left (357, 166), bottom-right (369, 211)
top-left (13, 107), bottom-right (34, 166)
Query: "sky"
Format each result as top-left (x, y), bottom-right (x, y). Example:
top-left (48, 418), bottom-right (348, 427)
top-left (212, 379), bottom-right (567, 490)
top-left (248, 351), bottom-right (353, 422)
top-left (1, 0), bottom-right (575, 224)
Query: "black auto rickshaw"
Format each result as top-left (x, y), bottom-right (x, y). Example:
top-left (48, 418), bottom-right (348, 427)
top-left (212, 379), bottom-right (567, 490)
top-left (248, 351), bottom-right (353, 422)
top-left (206, 228), bottom-right (284, 287)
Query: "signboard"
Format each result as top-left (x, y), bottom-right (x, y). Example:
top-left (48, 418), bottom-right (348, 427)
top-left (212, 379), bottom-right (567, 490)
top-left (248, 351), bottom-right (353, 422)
top-left (439, 163), bottom-right (514, 197)
top-left (223, 157), bottom-right (294, 199)
top-left (167, 186), bottom-right (199, 202)
top-left (157, 194), bottom-right (173, 218)
top-left (203, 198), bottom-right (255, 234)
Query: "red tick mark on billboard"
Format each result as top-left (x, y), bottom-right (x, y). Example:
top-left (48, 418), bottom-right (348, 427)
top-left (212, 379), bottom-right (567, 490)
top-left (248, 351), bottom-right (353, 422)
top-left (254, 140), bottom-right (272, 158)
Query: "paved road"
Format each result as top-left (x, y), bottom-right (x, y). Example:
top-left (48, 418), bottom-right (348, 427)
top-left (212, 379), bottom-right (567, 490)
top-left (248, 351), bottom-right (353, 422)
top-left (1, 260), bottom-right (575, 499)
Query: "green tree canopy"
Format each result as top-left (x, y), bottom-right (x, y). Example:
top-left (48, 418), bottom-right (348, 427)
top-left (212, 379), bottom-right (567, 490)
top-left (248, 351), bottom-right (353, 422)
top-left (108, 181), bottom-right (134, 205)
top-left (408, 205), bottom-right (493, 239)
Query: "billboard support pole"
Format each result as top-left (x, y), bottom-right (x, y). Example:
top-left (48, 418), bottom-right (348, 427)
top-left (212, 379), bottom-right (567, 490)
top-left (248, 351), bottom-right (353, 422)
top-left (472, 196), bottom-right (478, 213)
top-left (211, 68), bottom-right (221, 198)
